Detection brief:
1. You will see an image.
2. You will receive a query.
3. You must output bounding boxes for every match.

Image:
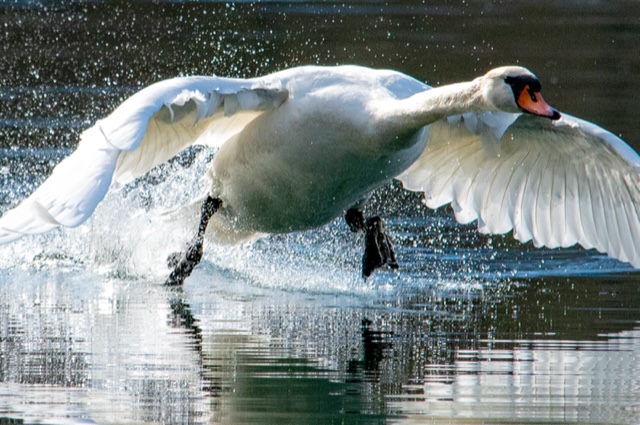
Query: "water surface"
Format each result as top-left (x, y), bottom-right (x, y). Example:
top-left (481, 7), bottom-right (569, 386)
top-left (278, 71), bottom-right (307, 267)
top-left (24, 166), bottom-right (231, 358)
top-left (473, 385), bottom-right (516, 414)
top-left (0, 1), bottom-right (639, 424)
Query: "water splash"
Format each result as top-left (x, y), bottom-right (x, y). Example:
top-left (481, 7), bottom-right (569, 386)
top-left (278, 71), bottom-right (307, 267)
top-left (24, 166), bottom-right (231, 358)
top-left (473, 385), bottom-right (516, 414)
top-left (1, 144), bottom-right (636, 296)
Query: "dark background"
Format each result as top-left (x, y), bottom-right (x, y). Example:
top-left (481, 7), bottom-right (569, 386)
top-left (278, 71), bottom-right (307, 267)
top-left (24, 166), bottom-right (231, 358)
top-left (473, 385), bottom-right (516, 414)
top-left (1, 1), bottom-right (639, 150)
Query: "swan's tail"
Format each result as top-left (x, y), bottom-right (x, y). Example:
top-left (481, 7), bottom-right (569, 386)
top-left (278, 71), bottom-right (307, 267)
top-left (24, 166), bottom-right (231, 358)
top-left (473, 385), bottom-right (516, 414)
top-left (0, 125), bottom-right (119, 244)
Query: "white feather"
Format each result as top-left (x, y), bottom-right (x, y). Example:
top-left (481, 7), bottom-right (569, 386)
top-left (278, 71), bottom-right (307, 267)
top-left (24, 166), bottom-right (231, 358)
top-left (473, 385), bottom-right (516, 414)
top-left (109, 77), bottom-right (288, 184)
top-left (399, 112), bottom-right (640, 267)
top-left (0, 126), bottom-right (118, 243)
top-left (0, 76), bottom-right (288, 243)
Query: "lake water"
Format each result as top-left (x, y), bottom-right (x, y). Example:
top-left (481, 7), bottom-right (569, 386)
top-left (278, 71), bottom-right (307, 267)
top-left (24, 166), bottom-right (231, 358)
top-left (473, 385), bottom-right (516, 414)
top-left (1, 1), bottom-right (640, 424)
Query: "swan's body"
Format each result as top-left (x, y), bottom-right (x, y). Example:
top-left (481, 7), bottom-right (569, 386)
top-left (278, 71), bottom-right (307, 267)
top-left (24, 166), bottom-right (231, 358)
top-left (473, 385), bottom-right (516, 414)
top-left (209, 66), bottom-right (429, 235)
top-left (1, 65), bottom-right (639, 277)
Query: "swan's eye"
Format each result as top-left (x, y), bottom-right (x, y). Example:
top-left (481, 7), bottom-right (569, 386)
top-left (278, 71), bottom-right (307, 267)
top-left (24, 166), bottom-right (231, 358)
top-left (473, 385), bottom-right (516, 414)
top-left (505, 75), bottom-right (542, 91)
top-left (505, 76), bottom-right (543, 106)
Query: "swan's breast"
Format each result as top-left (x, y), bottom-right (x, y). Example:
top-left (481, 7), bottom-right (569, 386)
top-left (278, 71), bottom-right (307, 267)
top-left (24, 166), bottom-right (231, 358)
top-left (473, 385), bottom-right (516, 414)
top-left (209, 70), bottom-right (428, 233)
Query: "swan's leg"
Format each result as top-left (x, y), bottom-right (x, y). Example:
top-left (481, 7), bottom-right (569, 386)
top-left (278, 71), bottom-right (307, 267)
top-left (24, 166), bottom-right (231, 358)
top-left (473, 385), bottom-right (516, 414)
top-left (362, 216), bottom-right (399, 278)
top-left (344, 208), bottom-right (399, 279)
top-left (345, 207), bottom-right (366, 232)
top-left (165, 195), bottom-right (222, 286)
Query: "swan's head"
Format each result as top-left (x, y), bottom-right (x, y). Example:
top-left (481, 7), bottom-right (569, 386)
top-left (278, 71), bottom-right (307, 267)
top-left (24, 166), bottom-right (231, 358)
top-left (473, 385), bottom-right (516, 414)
top-left (482, 66), bottom-right (561, 120)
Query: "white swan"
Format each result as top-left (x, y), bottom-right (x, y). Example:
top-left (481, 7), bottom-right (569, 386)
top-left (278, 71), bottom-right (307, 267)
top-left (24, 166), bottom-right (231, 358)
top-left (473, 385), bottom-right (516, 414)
top-left (1, 65), bottom-right (639, 282)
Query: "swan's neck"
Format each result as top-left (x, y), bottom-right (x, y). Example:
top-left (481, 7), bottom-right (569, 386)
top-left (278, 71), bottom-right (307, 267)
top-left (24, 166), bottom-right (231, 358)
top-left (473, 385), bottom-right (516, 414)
top-left (382, 78), bottom-right (486, 135)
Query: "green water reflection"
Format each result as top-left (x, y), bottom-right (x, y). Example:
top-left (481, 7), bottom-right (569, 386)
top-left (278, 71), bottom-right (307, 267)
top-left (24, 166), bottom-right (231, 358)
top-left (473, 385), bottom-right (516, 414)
top-left (2, 268), bottom-right (638, 423)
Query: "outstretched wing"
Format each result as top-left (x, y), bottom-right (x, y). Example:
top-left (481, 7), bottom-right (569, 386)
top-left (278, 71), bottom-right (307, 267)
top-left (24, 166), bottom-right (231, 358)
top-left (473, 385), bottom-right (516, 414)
top-left (398, 112), bottom-right (640, 267)
top-left (0, 76), bottom-right (288, 244)
top-left (108, 76), bottom-right (288, 184)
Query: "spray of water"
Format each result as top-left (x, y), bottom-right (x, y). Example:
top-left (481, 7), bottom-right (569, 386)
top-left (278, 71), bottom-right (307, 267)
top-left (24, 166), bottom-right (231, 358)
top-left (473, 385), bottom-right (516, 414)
top-left (0, 147), bottom-right (392, 294)
top-left (1, 146), bottom-right (631, 296)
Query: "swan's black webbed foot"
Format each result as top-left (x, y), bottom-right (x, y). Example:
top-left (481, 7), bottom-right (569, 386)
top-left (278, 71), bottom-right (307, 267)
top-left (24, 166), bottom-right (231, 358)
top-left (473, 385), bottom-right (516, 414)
top-left (345, 208), bottom-right (399, 279)
top-left (362, 216), bottom-right (399, 279)
top-left (167, 252), bottom-right (183, 269)
top-left (165, 195), bottom-right (222, 286)
top-left (166, 241), bottom-right (205, 286)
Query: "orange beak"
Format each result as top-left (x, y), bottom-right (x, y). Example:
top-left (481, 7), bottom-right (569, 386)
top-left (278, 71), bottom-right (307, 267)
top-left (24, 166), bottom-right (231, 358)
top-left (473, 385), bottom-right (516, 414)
top-left (516, 85), bottom-right (561, 120)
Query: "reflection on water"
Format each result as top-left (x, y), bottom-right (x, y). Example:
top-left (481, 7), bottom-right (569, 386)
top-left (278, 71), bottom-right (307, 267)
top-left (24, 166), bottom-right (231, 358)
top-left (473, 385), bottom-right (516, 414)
top-left (391, 332), bottom-right (640, 425)
top-left (1, 1), bottom-right (640, 424)
top-left (0, 266), bottom-right (638, 424)
top-left (0, 272), bottom-right (205, 423)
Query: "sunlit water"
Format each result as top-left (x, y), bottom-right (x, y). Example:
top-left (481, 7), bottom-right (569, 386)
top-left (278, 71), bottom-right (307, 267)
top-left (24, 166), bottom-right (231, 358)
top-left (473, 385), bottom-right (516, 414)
top-left (1, 1), bottom-right (640, 424)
